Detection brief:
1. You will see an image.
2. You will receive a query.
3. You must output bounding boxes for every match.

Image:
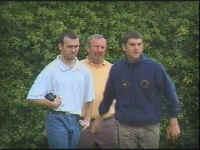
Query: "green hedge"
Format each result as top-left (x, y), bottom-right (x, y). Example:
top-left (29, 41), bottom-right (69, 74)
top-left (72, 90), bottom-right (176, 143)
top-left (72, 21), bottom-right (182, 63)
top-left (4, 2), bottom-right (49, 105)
top-left (0, 1), bottom-right (198, 148)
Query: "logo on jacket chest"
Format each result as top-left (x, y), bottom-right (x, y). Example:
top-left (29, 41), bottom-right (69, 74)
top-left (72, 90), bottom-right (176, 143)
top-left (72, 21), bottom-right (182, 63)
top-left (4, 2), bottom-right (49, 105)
top-left (121, 81), bottom-right (130, 88)
top-left (140, 80), bottom-right (150, 88)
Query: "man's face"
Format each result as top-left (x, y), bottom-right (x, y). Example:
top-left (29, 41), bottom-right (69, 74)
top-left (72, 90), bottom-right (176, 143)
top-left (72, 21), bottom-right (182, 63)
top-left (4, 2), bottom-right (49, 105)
top-left (123, 38), bottom-right (144, 61)
top-left (88, 38), bottom-right (107, 63)
top-left (59, 37), bottom-right (80, 61)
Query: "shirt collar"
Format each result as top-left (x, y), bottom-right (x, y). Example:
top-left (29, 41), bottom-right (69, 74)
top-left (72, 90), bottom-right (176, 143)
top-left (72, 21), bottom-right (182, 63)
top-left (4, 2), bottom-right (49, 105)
top-left (57, 55), bottom-right (80, 72)
top-left (86, 58), bottom-right (106, 67)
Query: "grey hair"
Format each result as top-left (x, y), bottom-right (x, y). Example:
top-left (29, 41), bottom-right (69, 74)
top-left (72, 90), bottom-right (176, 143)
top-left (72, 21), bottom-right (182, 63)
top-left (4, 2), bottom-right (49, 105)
top-left (85, 34), bottom-right (106, 50)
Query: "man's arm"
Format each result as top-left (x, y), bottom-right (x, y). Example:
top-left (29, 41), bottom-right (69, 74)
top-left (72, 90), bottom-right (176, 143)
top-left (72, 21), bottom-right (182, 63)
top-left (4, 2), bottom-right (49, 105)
top-left (91, 100), bottom-right (116, 133)
top-left (79, 101), bottom-right (92, 128)
top-left (99, 67), bottom-right (115, 116)
top-left (83, 101), bottom-right (92, 122)
top-left (29, 97), bottom-right (62, 109)
top-left (156, 64), bottom-right (181, 142)
top-left (102, 100), bottom-right (116, 119)
top-left (156, 64), bottom-right (181, 117)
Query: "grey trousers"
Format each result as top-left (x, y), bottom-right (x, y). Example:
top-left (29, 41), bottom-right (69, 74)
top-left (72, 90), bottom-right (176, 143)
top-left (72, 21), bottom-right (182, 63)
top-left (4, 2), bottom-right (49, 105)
top-left (118, 123), bottom-right (160, 149)
top-left (79, 117), bottom-right (118, 149)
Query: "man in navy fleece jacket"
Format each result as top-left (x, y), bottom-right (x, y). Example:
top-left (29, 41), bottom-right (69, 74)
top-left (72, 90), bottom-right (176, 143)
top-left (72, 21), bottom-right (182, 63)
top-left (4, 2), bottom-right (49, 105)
top-left (99, 31), bottom-right (181, 148)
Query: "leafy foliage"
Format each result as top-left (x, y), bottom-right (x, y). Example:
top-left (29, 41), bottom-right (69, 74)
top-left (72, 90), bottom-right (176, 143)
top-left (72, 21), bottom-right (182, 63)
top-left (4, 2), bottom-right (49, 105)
top-left (0, 1), bottom-right (198, 148)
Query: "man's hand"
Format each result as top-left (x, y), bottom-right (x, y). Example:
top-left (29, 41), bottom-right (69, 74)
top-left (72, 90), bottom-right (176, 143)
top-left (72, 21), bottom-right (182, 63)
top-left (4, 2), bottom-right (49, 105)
top-left (31, 96), bottom-right (62, 109)
top-left (166, 118), bottom-right (181, 143)
top-left (48, 96), bottom-right (62, 109)
top-left (79, 119), bottom-right (90, 130)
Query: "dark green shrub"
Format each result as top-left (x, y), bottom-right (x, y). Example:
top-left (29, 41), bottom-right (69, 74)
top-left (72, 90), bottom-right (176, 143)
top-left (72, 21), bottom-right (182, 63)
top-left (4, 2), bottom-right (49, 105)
top-left (0, 1), bottom-right (198, 148)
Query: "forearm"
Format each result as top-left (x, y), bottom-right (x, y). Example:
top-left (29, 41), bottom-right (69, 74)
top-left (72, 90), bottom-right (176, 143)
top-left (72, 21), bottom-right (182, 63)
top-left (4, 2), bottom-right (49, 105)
top-left (30, 99), bottom-right (55, 109)
top-left (83, 102), bottom-right (92, 121)
top-left (102, 100), bottom-right (116, 119)
top-left (99, 89), bottom-right (115, 116)
top-left (99, 67), bottom-right (115, 116)
top-left (91, 102), bottom-right (115, 133)
top-left (156, 65), bottom-right (181, 117)
top-left (99, 97), bottom-right (114, 116)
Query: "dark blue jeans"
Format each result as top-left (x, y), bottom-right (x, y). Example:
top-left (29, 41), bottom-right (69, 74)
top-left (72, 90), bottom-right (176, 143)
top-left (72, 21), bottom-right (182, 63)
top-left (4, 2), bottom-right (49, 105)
top-left (45, 111), bottom-right (81, 149)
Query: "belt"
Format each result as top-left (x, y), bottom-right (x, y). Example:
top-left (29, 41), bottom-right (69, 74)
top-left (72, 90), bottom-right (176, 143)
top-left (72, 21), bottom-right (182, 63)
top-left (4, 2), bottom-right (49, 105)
top-left (49, 110), bottom-right (80, 118)
top-left (91, 115), bottom-right (114, 122)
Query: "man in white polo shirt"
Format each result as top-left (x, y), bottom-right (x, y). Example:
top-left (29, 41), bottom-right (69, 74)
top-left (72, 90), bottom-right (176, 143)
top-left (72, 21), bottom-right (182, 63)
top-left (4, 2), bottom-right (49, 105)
top-left (26, 31), bottom-right (95, 148)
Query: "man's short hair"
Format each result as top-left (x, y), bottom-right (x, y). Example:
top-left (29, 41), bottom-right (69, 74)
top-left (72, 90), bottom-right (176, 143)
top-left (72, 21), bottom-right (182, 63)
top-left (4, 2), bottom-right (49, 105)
top-left (86, 34), bottom-right (106, 50)
top-left (57, 31), bottom-right (78, 45)
top-left (122, 31), bottom-right (143, 45)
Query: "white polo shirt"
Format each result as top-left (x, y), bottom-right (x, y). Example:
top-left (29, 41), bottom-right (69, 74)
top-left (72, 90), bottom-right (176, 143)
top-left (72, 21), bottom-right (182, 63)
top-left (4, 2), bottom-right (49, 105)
top-left (27, 55), bottom-right (95, 115)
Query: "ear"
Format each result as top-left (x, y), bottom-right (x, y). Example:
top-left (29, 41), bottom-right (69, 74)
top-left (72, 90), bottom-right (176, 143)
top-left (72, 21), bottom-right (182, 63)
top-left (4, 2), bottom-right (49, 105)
top-left (58, 43), bottom-right (62, 51)
top-left (87, 48), bottom-right (90, 53)
top-left (87, 46), bottom-right (93, 54)
top-left (122, 44), bottom-right (126, 52)
top-left (105, 49), bottom-right (108, 55)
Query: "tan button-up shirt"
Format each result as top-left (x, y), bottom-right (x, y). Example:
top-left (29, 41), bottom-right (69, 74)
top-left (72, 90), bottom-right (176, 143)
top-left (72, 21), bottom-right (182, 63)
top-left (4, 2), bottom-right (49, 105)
top-left (81, 58), bottom-right (115, 119)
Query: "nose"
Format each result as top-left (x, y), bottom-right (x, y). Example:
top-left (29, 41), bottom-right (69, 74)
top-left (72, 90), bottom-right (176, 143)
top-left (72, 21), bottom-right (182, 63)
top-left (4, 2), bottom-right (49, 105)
top-left (135, 45), bottom-right (139, 50)
top-left (97, 47), bottom-right (105, 53)
top-left (72, 46), bottom-right (78, 52)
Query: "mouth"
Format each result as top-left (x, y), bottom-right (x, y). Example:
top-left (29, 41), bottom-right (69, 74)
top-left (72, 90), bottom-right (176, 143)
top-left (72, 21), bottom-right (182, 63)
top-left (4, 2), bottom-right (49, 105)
top-left (95, 51), bottom-right (104, 55)
top-left (133, 52), bottom-right (140, 55)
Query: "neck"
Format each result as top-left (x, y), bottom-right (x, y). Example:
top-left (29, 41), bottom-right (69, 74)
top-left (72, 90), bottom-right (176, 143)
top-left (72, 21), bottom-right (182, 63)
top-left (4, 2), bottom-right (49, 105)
top-left (61, 56), bottom-right (76, 66)
top-left (127, 58), bottom-right (139, 63)
top-left (127, 55), bottom-right (142, 63)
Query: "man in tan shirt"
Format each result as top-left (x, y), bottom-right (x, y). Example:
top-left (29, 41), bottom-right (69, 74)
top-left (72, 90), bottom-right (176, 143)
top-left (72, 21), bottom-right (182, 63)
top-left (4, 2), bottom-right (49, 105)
top-left (79, 34), bottom-right (118, 148)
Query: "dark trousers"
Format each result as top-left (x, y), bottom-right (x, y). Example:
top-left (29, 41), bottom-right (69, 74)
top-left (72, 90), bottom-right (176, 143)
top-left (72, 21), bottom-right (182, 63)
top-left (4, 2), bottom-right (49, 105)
top-left (79, 117), bottom-right (119, 149)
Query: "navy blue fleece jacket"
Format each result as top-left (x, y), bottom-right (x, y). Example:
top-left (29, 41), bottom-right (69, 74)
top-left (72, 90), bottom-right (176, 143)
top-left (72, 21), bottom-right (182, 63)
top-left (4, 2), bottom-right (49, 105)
top-left (99, 55), bottom-right (181, 125)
